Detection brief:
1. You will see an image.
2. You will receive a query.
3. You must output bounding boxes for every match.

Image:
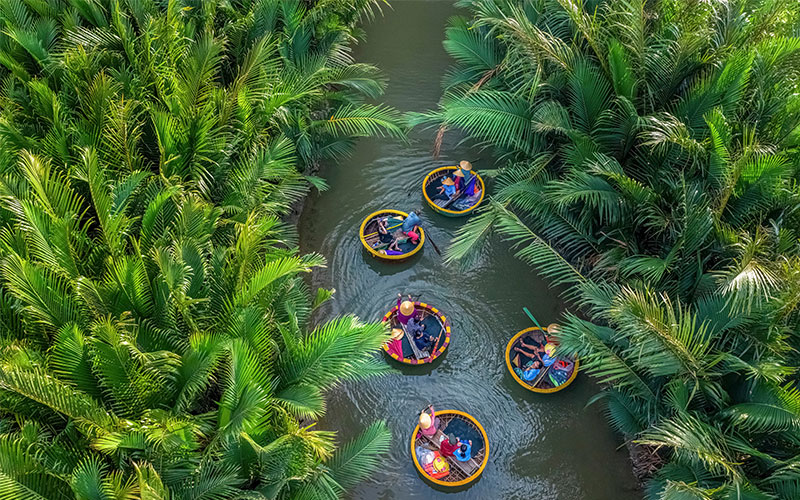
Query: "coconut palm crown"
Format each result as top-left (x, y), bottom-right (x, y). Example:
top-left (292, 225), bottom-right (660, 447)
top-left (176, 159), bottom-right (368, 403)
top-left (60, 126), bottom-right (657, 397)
top-left (417, 0), bottom-right (800, 498)
top-left (0, 0), bottom-right (400, 498)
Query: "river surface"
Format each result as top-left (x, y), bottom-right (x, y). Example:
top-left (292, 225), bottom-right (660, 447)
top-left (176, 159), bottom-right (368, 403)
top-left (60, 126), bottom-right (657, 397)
top-left (298, 2), bottom-right (640, 498)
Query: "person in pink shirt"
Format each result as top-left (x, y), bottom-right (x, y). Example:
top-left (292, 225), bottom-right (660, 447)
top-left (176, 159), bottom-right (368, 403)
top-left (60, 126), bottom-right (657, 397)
top-left (386, 328), bottom-right (404, 358)
top-left (397, 293), bottom-right (416, 325)
top-left (419, 404), bottom-right (439, 436)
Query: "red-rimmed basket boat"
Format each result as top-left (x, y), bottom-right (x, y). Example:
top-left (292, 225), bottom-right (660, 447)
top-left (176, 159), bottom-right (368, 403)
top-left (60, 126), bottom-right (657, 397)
top-left (381, 301), bottom-right (450, 365)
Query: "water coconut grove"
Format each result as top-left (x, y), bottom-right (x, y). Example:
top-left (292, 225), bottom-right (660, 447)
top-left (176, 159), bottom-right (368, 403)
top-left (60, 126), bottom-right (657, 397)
top-left (0, 0), bottom-right (799, 499)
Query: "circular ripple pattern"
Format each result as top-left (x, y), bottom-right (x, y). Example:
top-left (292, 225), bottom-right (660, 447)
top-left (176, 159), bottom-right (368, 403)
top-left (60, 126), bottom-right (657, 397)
top-left (298, 2), bottom-right (641, 498)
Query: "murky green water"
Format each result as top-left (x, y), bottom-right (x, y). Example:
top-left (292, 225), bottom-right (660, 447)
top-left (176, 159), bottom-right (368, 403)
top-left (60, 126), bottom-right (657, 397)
top-left (298, 2), bottom-right (640, 498)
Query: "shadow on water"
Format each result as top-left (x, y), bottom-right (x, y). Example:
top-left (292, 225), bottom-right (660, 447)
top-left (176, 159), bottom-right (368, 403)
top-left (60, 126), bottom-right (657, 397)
top-left (362, 250), bottom-right (423, 275)
top-left (298, 1), bottom-right (641, 498)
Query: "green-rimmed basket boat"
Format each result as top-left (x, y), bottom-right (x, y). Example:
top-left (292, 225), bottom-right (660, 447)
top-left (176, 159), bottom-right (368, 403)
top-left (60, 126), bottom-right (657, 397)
top-left (411, 409), bottom-right (489, 487)
top-left (422, 166), bottom-right (485, 217)
top-left (359, 209), bottom-right (425, 261)
top-left (505, 327), bottom-right (579, 393)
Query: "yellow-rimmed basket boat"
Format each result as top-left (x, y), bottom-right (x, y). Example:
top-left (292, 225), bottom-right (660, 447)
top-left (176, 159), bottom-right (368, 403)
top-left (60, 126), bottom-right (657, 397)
top-left (422, 166), bottom-right (485, 217)
top-left (411, 409), bottom-right (489, 487)
top-left (359, 210), bottom-right (425, 261)
top-left (382, 301), bottom-right (450, 365)
top-left (505, 327), bottom-right (579, 394)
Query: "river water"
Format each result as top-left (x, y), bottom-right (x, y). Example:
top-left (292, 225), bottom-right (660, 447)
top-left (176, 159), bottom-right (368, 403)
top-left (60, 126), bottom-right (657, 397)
top-left (298, 2), bottom-right (640, 498)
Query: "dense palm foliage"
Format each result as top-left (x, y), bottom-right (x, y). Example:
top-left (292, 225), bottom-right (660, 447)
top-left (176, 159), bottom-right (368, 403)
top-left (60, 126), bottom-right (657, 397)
top-left (0, 0), bottom-right (399, 498)
top-left (419, 0), bottom-right (800, 498)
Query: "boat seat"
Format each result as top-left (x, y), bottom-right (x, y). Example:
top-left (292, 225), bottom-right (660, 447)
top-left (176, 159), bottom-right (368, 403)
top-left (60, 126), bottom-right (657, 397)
top-left (419, 428), bottom-right (480, 476)
top-left (401, 322), bottom-right (429, 360)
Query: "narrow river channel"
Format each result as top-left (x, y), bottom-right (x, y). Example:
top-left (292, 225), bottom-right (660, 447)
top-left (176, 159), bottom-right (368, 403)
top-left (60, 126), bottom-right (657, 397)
top-left (298, 2), bottom-right (641, 498)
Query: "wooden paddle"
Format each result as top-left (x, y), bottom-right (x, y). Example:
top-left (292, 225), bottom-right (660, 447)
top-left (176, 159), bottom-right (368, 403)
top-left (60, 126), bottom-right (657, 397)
top-left (432, 319), bottom-right (445, 353)
top-left (522, 307), bottom-right (546, 331)
top-left (363, 220), bottom-right (403, 238)
top-left (530, 362), bottom-right (553, 389)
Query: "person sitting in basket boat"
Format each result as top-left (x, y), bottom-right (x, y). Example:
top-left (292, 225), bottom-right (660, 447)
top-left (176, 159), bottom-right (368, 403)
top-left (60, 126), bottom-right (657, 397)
top-left (459, 160), bottom-right (481, 196)
top-left (454, 440), bottom-right (473, 462)
top-left (433, 176), bottom-right (457, 202)
top-left (542, 342), bottom-right (559, 367)
top-left (385, 328), bottom-right (404, 358)
top-left (408, 318), bottom-right (435, 354)
top-left (452, 168), bottom-right (465, 191)
top-left (512, 339), bottom-right (545, 366)
top-left (453, 181), bottom-right (482, 211)
top-left (397, 294), bottom-right (416, 325)
top-left (371, 217), bottom-right (407, 253)
top-left (402, 210), bottom-right (421, 232)
top-left (419, 405), bottom-right (440, 437)
top-left (514, 359), bottom-right (544, 382)
top-left (387, 232), bottom-right (408, 253)
top-left (439, 433), bottom-right (464, 458)
top-left (372, 217), bottom-right (394, 248)
top-left (458, 160), bottom-right (475, 182)
top-left (400, 210), bottom-right (422, 245)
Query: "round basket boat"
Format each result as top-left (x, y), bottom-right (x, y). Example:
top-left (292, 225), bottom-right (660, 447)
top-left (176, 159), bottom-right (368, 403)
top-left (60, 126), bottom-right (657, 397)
top-left (422, 166), bottom-right (485, 217)
top-left (411, 410), bottom-right (489, 487)
top-left (359, 210), bottom-right (425, 261)
top-left (382, 301), bottom-right (450, 365)
top-left (505, 327), bottom-right (579, 393)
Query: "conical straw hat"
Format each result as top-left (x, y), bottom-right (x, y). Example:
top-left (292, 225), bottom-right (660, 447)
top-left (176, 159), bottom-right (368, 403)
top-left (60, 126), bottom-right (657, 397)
top-left (459, 160), bottom-right (473, 171)
top-left (419, 412), bottom-right (432, 429)
top-left (400, 300), bottom-right (415, 316)
top-left (391, 328), bottom-right (404, 340)
top-left (442, 177), bottom-right (455, 186)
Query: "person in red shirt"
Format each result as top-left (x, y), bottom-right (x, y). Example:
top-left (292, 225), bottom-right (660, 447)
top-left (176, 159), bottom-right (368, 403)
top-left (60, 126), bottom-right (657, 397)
top-left (439, 434), bottom-right (462, 457)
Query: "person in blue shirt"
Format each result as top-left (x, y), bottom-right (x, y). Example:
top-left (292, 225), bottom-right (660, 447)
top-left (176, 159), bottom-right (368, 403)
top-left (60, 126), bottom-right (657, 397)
top-left (514, 359), bottom-right (543, 381)
top-left (433, 177), bottom-right (457, 201)
top-left (401, 210), bottom-right (421, 232)
top-left (410, 319), bottom-right (435, 353)
top-left (454, 440), bottom-right (473, 462)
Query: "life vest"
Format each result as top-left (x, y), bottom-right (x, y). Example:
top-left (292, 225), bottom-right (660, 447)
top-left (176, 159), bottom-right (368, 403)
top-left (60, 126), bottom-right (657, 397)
top-left (422, 451), bottom-right (450, 479)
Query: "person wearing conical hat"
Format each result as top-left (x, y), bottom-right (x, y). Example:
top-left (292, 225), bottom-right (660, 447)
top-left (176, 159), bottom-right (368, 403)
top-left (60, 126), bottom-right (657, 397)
top-left (433, 176), bottom-right (457, 202)
top-left (453, 176), bottom-right (483, 211)
top-left (385, 327), bottom-right (404, 358)
top-left (452, 168), bottom-right (465, 191)
top-left (458, 160), bottom-right (475, 182)
top-left (396, 293), bottom-right (416, 325)
top-left (419, 404), bottom-right (439, 437)
top-left (458, 160), bottom-right (481, 197)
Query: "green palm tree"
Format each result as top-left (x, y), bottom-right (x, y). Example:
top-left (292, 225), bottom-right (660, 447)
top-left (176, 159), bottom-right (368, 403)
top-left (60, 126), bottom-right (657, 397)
top-left (0, 149), bottom-right (392, 499)
top-left (0, 0), bottom-right (401, 498)
top-left (420, 1), bottom-right (800, 498)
